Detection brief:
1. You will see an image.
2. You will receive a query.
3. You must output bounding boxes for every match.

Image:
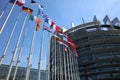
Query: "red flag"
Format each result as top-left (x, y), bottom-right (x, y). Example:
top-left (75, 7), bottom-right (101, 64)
top-left (10, 0), bottom-right (25, 6)
top-left (67, 38), bottom-right (72, 43)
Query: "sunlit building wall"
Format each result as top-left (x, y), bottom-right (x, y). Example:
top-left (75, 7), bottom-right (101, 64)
top-left (65, 20), bottom-right (120, 80)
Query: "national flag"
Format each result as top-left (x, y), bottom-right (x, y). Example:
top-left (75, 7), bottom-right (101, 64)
top-left (38, 9), bottom-right (44, 16)
top-left (67, 41), bottom-right (76, 49)
top-left (43, 24), bottom-right (52, 33)
top-left (36, 18), bottom-right (41, 24)
top-left (59, 33), bottom-right (68, 38)
top-left (21, 6), bottom-right (33, 15)
top-left (55, 38), bottom-right (68, 48)
top-left (38, 4), bottom-right (43, 10)
top-left (31, 0), bottom-right (37, 4)
top-left (67, 38), bottom-right (73, 43)
top-left (50, 21), bottom-right (55, 27)
top-left (27, 8), bottom-right (33, 15)
top-left (10, 0), bottom-right (25, 6)
top-left (43, 14), bottom-right (49, 19)
top-left (29, 15), bottom-right (34, 21)
top-left (21, 6), bottom-right (28, 12)
top-left (52, 34), bottom-right (62, 40)
top-left (53, 25), bottom-right (62, 33)
top-left (36, 24), bottom-right (40, 31)
top-left (73, 50), bottom-right (78, 57)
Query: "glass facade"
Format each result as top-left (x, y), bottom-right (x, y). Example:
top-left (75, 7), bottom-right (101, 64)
top-left (0, 64), bottom-right (47, 80)
top-left (65, 21), bottom-right (120, 80)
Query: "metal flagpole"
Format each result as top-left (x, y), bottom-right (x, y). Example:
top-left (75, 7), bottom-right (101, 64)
top-left (6, 13), bottom-right (28, 80)
top-left (46, 32), bottom-right (51, 80)
top-left (25, 23), bottom-right (37, 80)
top-left (55, 34), bottom-right (56, 80)
top-left (66, 47), bottom-right (70, 80)
top-left (63, 47), bottom-right (67, 80)
top-left (0, 12), bottom-right (21, 66)
top-left (12, 20), bottom-right (30, 80)
top-left (0, 1), bottom-right (9, 19)
top-left (0, 0), bottom-right (18, 35)
top-left (37, 25), bottom-right (45, 80)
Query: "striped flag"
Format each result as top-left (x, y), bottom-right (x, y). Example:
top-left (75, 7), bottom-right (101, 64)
top-left (21, 6), bottom-right (33, 15)
top-left (43, 24), bottom-right (52, 33)
top-left (10, 0), bottom-right (25, 6)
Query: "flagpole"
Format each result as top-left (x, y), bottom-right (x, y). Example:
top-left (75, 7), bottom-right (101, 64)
top-left (55, 33), bottom-right (57, 80)
top-left (12, 19), bottom-right (30, 80)
top-left (25, 23), bottom-right (37, 80)
top-left (37, 25), bottom-right (45, 80)
top-left (0, 12), bottom-right (21, 66)
top-left (0, 0), bottom-right (18, 35)
top-left (0, 1), bottom-right (9, 19)
top-left (46, 32), bottom-right (51, 80)
top-left (6, 13), bottom-right (28, 80)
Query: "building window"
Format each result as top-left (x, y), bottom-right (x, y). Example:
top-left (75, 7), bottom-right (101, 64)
top-left (100, 27), bottom-right (108, 31)
top-left (86, 28), bottom-right (97, 32)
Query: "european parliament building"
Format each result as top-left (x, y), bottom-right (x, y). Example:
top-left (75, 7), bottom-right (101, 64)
top-left (49, 16), bottom-right (120, 80)
top-left (0, 64), bottom-right (47, 80)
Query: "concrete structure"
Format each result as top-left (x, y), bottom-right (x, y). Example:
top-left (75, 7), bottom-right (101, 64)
top-left (49, 17), bottom-right (120, 80)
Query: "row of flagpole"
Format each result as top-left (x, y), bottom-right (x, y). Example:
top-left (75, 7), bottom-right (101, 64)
top-left (0, 0), bottom-right (45, 80)
top-left (0, 0), bottom-right (18, 34)
top-left (0, 0), bottom-right (79, 80)
top-left (0, 1), bottom-right (9, 19)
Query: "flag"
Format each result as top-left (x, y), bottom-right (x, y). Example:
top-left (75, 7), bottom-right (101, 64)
top-left (36, 18), bottom-right (41, 24)
top-left (21, 6), bottom-right (33, 15)
top-left (67, 41), bottom-right (76, 49)
top-left (28, 8), bottom-right (33, 15)
top-left (31, 0), bottom-right (37, 4)
top-left (38, 9), bottom-right (44, 16)
top-left (59, 33), bottom-right (68, 38)
top-left (10, 0), bottom-right (25, 6)
top-left (36, 24), bottom-right (40, 31)
top-left (31, 0), bottom-right (43, 9)
top-left (53, 34), bottom-right (62, 40)
top-left (73, 50), bottom-right (78, 57)
top-left (29, 15), bottom-right (34, 21)
top-left (55, 38), bottom-right (68, 48)
top-left (38, 4), bottom-right (43, 10)
top-left (67, 38), bottom-right (72, 43)
top-left (53, 25), bottom-right (62, 33)
top-left (43, 24), bottom-right (52, 33)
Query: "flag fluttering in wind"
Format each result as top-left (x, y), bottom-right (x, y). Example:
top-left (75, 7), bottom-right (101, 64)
top-left (10, 0), bottom-right (25, 6)
top-left (35, 2), bottom-right (78, 57)
top-left (29, 15), bottom-right (34, 21)
top-left (21, 6), bottom-right (33, 15)
top-left (36, 18), bottom-right (41, 24)
top-left (43, 24), bottom-right (52, 33)
top-left (31, 0), bottom-right (43, 10)
top-left (36, 24), bottom-right (40, 31)
top-left (29, 15), bottom-right (41, 31)
top-left (55, 38), bottom-right (68, 48)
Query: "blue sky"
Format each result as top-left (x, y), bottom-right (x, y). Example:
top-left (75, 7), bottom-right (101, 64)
top-left (0, 0), bottom-right (120, 70)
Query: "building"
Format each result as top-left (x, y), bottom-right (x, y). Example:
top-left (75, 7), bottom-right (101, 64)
top-left (0, 64), bottom-right (47, 80)
top-left (49, 16), bottom-right (120, 80)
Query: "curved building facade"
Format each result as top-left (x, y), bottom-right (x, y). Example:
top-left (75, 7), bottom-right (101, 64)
top-left (65, 21), bottom-right (120, 80)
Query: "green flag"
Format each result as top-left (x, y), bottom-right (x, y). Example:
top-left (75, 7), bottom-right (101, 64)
top-left (29, 15), bottom-right (34, 21)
